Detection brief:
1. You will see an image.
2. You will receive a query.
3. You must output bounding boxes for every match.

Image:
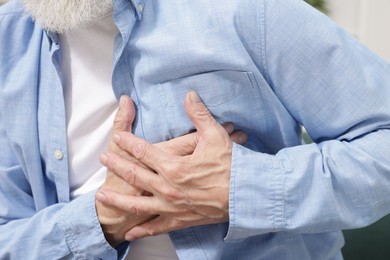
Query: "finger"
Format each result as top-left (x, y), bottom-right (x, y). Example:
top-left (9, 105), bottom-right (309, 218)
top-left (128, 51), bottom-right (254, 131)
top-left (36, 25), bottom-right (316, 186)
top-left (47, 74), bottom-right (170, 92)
top-left (229, 130), bottom-right (248, 144)
top-left (184, 91), bottom-right (220, 133)
top-left (222, 123), bottom-right (247, 144)
top-left (113, 131), bottom-right (172, 172)
top-left (96, 189), bottom-right (161, 216)
top-left (100, 152), bottom-right (159, 192)
top-left (156, 132), bottom-right (198, 156)
top-left (157, 123), bottom-right (236, 156)
top-left (222, 122), bottom-right (234, 135)
top-left (124, 216), bottom-right (171, 241)
top-left (113, 95), bottom-right (135, 133)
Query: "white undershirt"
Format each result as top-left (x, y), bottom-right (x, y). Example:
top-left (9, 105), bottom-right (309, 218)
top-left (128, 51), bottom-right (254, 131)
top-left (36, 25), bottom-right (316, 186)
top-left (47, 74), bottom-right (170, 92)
top-left (60, 14), bottom-right (179, 260)
top-left (61, 14), bottom-right (119, 200)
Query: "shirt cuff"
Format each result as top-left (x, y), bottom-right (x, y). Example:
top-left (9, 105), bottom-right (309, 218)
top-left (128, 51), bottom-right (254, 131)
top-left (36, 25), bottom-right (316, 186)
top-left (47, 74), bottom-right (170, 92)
top-left (57, 190), bottom-right (119, 259)
top-left (225, 143), bottom-right (286, 242)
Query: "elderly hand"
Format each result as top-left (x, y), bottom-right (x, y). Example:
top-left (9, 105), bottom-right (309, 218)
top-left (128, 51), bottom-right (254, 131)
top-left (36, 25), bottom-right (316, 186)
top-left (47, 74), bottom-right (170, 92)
top-left (96, 94), bottom-right (247, 245)
top-left (97, 91), bottom-right (247, 241)
top-left (95, 96), bottom-right (150, 246)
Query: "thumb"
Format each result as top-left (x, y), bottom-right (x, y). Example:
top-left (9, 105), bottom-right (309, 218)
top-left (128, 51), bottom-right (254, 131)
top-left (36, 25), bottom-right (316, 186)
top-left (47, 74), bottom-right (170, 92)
top-left (156, 131), bottom-right (198, 156)
top-left (113, 95), bottom-right (136, 133)
top-left (185, 91), bottom-right (218, 133)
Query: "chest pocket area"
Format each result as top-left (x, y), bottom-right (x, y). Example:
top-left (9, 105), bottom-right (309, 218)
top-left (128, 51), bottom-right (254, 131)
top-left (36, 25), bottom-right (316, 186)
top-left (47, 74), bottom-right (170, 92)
top-left (157, 70), bottom-right (268, 139)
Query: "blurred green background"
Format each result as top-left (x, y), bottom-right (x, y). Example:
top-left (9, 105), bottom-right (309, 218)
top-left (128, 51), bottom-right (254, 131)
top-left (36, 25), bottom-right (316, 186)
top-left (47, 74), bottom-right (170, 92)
top-left (304, 0), bottom-right (327, 13)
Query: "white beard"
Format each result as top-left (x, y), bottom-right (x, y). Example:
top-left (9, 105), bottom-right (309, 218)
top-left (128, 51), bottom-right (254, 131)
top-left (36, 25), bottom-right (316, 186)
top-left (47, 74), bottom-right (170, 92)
top-left (22, 0), bottom-right (114, 33)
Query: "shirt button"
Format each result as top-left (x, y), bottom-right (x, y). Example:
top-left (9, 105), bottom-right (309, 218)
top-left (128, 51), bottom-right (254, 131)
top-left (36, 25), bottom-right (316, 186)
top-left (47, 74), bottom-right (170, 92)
top-left (54, 150), bottom-right (64, 160)
top-left (137, 4), bottom-right (143, 13)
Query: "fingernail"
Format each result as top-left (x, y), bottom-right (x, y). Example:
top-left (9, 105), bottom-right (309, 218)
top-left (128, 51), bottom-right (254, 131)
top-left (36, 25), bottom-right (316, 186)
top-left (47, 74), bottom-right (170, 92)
top-left (113, 133), bottom-right (121, 143)
top-left (225, 123), bottom-right (234, 134)
top-left (95, 191), bottom-right (107, 202)
top-left (119, 95), bottom-right (127, 108)
top-left (189, 91), bottom-right (201, 103)
top-left (238, 132), bottom-right (247, 143)
top-left (125, 233), bottom-right (135, 241)
top-left (99, 153), bottom-right (108, 164)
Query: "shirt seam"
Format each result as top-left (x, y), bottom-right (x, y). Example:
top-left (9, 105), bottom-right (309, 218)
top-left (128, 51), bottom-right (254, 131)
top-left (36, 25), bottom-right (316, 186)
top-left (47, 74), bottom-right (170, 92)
top-left (272, 156), bottom-right (286, 231)
top-left (259, 0), bottom-right (271, 84)
top-left (229, 143), bottom-right (237, 240)
top-left (57, 216), bottom-right (82, 258)
top-left (89, 193), bottom-right (115, 254)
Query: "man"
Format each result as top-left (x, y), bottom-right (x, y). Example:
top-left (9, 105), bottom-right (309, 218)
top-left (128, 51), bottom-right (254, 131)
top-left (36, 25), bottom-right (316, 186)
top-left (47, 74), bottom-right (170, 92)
top-left (1, 0), bottom-right (390, 259)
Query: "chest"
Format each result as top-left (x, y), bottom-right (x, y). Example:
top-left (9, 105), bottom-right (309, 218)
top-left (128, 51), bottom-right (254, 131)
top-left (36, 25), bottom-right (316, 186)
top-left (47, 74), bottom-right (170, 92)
top-left (110, 7), bottom-right (300, 152)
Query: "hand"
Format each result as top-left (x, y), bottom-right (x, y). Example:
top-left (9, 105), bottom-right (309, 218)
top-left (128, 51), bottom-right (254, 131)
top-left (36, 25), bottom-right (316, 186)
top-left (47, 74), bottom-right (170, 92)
top-left (97, 91), bottom-right (247, 241)
top-left (96, 96), bottom-right (197, 245)
top-left (95, 96), bottom-right (149, 246)
top-left (96, 94), bottom-right (247, 245)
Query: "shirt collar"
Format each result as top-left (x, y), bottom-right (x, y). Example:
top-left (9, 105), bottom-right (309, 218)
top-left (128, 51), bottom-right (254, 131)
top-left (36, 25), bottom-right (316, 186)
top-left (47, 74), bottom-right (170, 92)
top-left (45, 30), bottom-right (60, 50)
top-left (44, 0), bottom-right (146, 47)
top-left (113, 0), bottom-right (146, 20)
top-left (132, 0), bottom-right (146, 20)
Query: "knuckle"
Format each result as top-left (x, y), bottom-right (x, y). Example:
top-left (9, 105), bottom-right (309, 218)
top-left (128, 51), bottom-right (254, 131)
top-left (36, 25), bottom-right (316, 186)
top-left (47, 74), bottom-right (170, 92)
top-left (106, 154), bottom-right (120, 172)
top-left (162, 187), bottom-right (184, 203)
top-left (126, 200), bottom-right (141, 215)
top-left (162, 161), bottom-right (181, 179)
top-left (113, 119), bottom-right (121, 129)
top-left (171, 163), bottom-right (190, 184)
top-left (132, 141), bottom-right (148, 161)
top-left (123, 165), bottom-right (138, 185)
top-left (195, 106), bottom-right (212, 118)
top-left (145, 227), bottom-right (157, 236)
top-left (112, 118), bottom-right (122, 128)
top-left (162, 187), bottom-right (177, 202)
top-left (169, 163), bottom-right (180, 177)
top-left (113, 114), bottom-right (130, 131)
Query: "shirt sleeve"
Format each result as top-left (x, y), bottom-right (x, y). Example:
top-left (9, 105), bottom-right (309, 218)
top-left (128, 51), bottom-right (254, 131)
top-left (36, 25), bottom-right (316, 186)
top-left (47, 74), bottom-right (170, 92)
top-left (226, 0), bottom-right (390, 241)
top-left (0, 6), bottom-right (127, 258)
top-left (0, 166), bottom-right (119, 259)
top-left (0, 132), bottom-right (119, 259)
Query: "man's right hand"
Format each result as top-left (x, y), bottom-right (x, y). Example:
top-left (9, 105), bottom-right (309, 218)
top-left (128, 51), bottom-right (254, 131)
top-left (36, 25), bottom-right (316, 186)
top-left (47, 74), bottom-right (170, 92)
top-left (96, 96), bottom-right (147, 247)
top-left (96, 95), bottom-right (247, 246)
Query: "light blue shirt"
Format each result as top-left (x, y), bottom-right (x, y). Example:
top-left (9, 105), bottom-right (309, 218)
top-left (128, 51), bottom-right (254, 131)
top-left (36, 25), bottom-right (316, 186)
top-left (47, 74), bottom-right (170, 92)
top-left (1, 0), bottom-right (390, 259)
